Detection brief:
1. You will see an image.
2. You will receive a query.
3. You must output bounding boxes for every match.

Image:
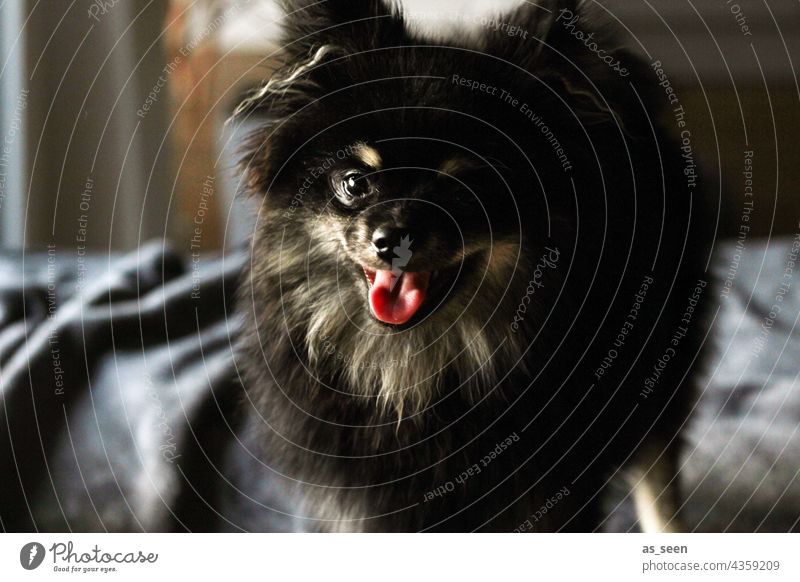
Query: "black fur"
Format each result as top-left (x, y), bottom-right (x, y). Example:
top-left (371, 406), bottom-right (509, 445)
top-left (235, 0), bottom-right (711, 531)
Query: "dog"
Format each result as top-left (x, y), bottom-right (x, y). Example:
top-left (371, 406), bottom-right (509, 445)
top-left (235, 0), bottom-right (710, 532)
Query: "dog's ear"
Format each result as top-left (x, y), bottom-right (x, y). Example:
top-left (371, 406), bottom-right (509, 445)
top-left (234, 1), bottom-right (407, 195)
top-left (233, 0), bottom-right (406, 120)
top-left (279, 0), bottom-right (405, 57)
top-left (489, 0), bottom-right (648, 134)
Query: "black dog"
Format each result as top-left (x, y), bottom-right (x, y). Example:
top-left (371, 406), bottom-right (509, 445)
top-left (235, 0), bottom-right (710, 532)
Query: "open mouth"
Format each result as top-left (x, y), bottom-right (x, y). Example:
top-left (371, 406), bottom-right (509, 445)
top-left (359, 253), bottom-right (483, 326)
top-left (362, 268), bottom-right (433, 325)
top-left (360, 254), bottom-right (478, 326)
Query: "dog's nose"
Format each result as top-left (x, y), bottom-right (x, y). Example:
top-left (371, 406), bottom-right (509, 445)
top-left (371, 226), bottom-right (415, 262)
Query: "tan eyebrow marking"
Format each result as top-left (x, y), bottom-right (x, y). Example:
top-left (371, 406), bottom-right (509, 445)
top-left (438, 157), bottom-right (477, 176)
top-left (352, 143), bottom-right (382, 169)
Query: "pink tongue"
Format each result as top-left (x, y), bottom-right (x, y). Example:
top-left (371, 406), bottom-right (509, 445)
top-left (369, 270), bottom-right (430, 325)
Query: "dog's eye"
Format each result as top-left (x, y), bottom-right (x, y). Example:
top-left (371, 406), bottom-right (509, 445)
top-left (335, 171), bottom-right (372, 205)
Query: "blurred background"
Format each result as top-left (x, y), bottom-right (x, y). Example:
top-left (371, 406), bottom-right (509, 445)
top-left (0, 0), bottom-right (798, 254)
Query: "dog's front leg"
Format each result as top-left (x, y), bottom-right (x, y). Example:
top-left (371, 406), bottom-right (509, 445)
top-left (629, 444), bottom-right (685, 533)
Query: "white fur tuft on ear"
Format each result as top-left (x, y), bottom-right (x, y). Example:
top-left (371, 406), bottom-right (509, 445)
top-left (229, 44), bottom-right (341, 122)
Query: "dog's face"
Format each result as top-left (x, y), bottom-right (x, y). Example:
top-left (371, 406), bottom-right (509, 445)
top-left (285, 126), bottom-right (524, 328)
top-left (238, 0), bottom-right (640, 415)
